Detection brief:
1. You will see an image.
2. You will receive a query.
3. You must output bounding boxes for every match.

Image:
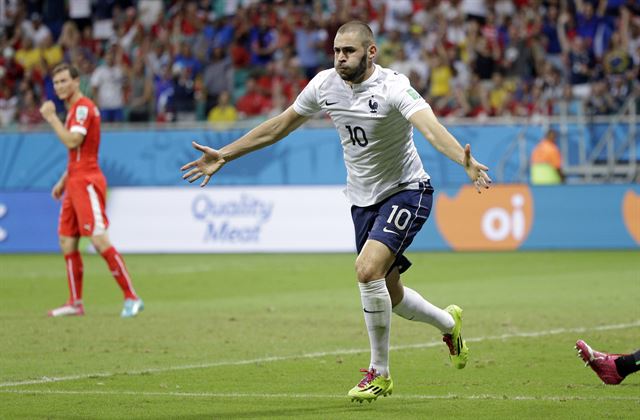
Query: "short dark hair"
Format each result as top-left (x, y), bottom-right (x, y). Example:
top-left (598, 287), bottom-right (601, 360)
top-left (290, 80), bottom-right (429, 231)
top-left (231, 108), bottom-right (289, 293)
top-left (337, 20), bottom-right (374, 48)
top-left (52, 63), bottom-right (80, 79)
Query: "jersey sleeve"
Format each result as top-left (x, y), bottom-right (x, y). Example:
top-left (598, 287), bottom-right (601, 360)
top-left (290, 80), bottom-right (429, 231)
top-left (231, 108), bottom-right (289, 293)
top-left (68, 102), bottom-right (92, 136)
top-left (293, 74), bottom-right (322, 116)
top-left (389, 75), bottom-right (431, 120)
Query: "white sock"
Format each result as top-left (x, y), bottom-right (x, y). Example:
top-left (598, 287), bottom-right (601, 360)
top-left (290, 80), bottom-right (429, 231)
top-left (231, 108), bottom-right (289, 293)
top-left (392, 287), bottom-right (454, 333)
top-left (359, 279), bottom-right (391, 378)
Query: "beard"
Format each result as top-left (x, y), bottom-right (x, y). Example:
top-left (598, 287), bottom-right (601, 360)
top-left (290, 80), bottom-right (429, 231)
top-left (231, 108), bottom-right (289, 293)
top-left (336, 54), bottom-right (368, 83)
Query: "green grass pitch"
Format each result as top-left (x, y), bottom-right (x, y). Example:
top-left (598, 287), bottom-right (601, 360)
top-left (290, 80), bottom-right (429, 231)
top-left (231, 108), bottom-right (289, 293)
top-left (1, 251), bottom-right (638, 419)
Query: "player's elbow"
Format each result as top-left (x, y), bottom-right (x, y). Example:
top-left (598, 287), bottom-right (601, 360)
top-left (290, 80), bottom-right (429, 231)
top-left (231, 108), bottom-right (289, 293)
top-left (66, 134), bottom-right (84, 149)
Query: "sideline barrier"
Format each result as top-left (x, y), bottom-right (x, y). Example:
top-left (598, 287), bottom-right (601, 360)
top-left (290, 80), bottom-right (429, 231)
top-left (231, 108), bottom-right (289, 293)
top-left (1, 185), bottom-right (637, 253)
top-left (1, 123), bottom-right (637, 189)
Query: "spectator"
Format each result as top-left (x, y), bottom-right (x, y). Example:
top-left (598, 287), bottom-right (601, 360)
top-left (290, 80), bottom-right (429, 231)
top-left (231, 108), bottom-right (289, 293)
top-left (559, 9), bottom-right (596, 100)
top-left (207, 90), bottom-right (237, 126)
top-left (137, 0), bottom-right (163, 30)
top-left (202, 47), bottom-right (233, 113)
top-left (604, 31), bottom-right (632, 77)
top-left (39, 33), bottom-right (63, 68)
top-left (295, 15), bottom-right (326, 80)
top-left (174, 41), bottom-right (202, 80)
top-left (471, 37), bottom-right (499, 83)
top-left (236, 76), bottom-right (271, 118)
top-left (428, 46), bottom-right (454, 113)
top-left (154, 64), bottom-right (175, 122)
top-left (0, 46), bottom-right (25, 91)
top-left (21, 12), bottom-right (52, 46)
top-left (90, 46), bottom-right (126, 122)
top-left (79, 25), bottom-right (100, 57)
top-left (0, 83), bottom-right (18, 127)
top-left (127, 59), bottom-right (153, 122)
top-left (15, 35), bottom-right (42, 72)
top-left (574, 0), bottom-right (608, 54)
top-left (541, 4), bottom-right (564, 70)
top-left (376, 30), bottom-right (402, 68)
top-left (488, 72), bottom-right (512, 116)
top-left (202, 14), bottom-right (235, 51)
top-left (382, 0), bottom-right (412, 34)
top-left (68, 0), bottom-right (92, 31)
top-left (390, 48), bottom-right (427, 85)
top-left (504, 21), bottom-right (542, 82)
top-left (586, 79), bottom-right (617, 115)
top-left (42, 0), bottom-right (66, 40)
top-left (18, 88), bottom-right (44, 126)
top-left (530, 129), bottom-right (564, 185)
top-left (249, 15), bottom-right (278, 66)
top-left (146, 40), bottom-right (171, 77)
top-left (171, 65), bottom-right (196, 121)
top-left (57, 21), bottom-right (81, 62)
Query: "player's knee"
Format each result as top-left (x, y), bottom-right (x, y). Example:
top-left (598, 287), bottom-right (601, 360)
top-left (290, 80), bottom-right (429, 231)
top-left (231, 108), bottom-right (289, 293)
top-left (90, 235), bottom-right (112, 253)
top-left (58, 236), bottom-right (76, 253)
top-left (355, 259), bottom-right (385, 283)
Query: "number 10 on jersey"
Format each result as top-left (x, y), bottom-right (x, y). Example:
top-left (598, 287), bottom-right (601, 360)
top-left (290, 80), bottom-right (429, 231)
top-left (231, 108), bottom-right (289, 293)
top-left (346, 125), bottom-right (368, 147)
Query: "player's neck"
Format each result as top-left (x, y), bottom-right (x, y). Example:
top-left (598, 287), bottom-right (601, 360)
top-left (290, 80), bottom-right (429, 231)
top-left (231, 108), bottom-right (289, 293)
top-left (65, 91), bottom-right (83, 108)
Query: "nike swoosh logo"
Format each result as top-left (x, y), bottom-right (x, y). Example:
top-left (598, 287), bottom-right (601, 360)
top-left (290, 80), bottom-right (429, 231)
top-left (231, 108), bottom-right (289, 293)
top-left (325, 100), bottom-right (338, 106)
top-left (363, 308), bottom-right (385, 314)
top-left (382, 227), bottom-right (399, 235)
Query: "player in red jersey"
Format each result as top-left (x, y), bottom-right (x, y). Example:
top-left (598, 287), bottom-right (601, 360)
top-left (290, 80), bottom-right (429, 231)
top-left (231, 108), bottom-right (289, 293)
top-left (39, 63), bottom-right (143, 318)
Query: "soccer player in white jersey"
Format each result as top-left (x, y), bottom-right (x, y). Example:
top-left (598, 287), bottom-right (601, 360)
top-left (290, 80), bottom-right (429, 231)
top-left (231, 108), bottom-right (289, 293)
top-left (182, 21), bottom-right (491, 402)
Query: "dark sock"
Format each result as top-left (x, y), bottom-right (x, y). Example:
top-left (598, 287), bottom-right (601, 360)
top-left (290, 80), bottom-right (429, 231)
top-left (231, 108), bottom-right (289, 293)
top-left (614, 350), bottom-right (640, 378)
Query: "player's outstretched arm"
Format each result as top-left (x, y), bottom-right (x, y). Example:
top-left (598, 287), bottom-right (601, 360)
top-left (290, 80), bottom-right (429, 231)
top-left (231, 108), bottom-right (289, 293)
top-left (409, 107), bottom-right (492, 193)
top-left (181, 106), bottom-right (309, 187)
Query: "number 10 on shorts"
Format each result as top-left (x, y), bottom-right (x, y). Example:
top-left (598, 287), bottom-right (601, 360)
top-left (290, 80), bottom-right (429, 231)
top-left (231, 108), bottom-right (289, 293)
top-left (386, 205), bottom-right (412, 231)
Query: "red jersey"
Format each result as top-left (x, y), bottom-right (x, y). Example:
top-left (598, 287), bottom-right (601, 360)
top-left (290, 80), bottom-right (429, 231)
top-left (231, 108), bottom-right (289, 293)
top-left (65, 96), bottom-right (102, 176)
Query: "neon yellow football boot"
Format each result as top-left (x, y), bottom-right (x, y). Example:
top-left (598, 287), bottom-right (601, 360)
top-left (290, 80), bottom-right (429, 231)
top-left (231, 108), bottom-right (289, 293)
top-left (443, 304), bottom-right (469, 369)
top-left (348, 368), bottom-right (393, 403)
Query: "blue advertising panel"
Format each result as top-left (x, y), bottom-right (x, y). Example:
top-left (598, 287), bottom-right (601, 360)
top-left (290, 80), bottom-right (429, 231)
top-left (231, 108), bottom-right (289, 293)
top-left (0, 192), bottom-right (60, 252)
top-left (1, 124), bottom-right (637, 189)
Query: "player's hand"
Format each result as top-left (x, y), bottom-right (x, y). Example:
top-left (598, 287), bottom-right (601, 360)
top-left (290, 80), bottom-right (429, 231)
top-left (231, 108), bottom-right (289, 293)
top-left (51, 181), bottom-right (65, 200)
top-left (39, 101), bottom-right (57, 121)
top-left (181, 141), bottom-right (226, 187)
top-left (463, 144), bottom-right (492, 193)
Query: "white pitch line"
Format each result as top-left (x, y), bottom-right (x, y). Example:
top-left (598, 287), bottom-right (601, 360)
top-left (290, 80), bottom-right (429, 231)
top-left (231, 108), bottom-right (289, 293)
top-left (0, 389), bottom-right (638, 402)
top-left (1, 321), bottom-right (639, 389)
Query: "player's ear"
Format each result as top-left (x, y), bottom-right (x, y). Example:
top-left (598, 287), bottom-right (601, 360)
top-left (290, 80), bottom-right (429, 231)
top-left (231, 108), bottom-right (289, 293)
top-left (368, 44), bottom-right (377, 61)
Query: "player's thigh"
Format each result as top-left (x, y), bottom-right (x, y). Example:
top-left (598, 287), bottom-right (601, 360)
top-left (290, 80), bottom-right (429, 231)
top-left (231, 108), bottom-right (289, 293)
top-left (350, 204), bottom-right (379, 254)
top-left (368, 183), bottom-right (433, 256)
top-left (70, 177), bottom-right (110, 237)
top-left (58, 192), bottom-right (80, 237)
top-left (355, 239), bottom-right (397, 282)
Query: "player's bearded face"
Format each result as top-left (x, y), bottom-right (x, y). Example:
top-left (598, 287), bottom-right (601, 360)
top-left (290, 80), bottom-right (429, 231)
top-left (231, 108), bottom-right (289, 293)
top-left (334, 32), bottom-right (370, 83)
top-left (336, 53), bottom-right (367, 83)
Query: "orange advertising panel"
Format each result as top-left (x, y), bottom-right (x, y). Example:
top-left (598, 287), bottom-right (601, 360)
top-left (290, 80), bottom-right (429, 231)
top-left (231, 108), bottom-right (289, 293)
top-left (435, 184), bottom-right (533, 251)
top-left (622, 190), bottom-right (640, 245)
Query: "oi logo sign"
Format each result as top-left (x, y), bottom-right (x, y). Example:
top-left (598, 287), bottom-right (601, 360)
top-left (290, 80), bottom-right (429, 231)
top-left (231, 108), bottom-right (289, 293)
top-left (435, 185), bottom-right (533, 251)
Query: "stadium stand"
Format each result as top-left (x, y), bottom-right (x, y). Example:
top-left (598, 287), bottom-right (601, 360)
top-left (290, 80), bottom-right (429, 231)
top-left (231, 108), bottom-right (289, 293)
top-left (0, 0), bottom-right (637, 127)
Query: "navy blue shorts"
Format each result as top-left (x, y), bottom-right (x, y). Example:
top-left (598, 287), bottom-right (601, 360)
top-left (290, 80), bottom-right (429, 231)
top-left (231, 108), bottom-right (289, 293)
top-left (351, 180), bottom-right (434, 274)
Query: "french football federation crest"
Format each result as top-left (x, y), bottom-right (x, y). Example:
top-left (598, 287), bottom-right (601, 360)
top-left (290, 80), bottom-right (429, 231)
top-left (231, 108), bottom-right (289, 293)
top-left (368, 98), bottom-right (378, 113)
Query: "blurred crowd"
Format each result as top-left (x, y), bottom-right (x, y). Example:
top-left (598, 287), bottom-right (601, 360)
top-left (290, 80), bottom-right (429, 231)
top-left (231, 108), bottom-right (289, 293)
top-left (0, 0), bottom-right (639, 128)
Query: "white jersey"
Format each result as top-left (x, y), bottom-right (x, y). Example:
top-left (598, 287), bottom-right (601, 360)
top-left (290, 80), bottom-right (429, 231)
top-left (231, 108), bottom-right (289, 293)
top-left (293, 64), bottom-right (431, 207)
